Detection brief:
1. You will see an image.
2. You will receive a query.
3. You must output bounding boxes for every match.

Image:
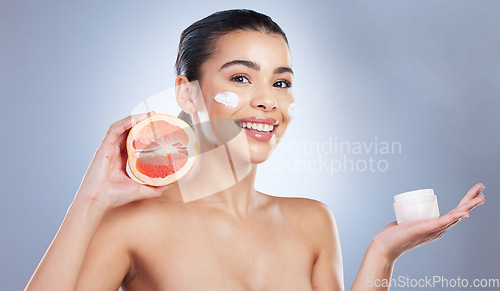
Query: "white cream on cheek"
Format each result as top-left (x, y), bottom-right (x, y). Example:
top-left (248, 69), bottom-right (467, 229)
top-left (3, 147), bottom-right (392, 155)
top-left (213, 92), bottom-right (239, 108)
top-left (287, 103), bottom-right (297, 119)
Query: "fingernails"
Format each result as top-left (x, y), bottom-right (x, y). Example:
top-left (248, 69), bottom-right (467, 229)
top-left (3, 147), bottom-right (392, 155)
top-left (478, 184), bottom-right (485, 193)
top-left (461, 212), bottom-right (470, 218)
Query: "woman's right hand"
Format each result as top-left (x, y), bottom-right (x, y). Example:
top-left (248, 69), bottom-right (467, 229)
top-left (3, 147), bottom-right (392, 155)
top-left (75, 111), bottom-right (169, 211)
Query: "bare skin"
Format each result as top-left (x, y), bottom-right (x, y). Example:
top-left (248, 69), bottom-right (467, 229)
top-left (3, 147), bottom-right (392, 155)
top-left (77, 180), bottom-right (341, 290)
top-left (26, 29), bottom-right (486, 291)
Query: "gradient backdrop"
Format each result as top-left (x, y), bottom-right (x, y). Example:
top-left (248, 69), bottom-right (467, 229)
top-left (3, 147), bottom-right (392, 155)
top-left (1, 0), bottom-right (499, 290)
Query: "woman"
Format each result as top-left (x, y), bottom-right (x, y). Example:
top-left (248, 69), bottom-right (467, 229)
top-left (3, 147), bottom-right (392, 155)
top-left (26, 9), bottom-right (485, 290)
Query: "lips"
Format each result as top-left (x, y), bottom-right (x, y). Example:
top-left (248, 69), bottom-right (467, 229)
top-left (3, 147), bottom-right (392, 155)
top-left (235, 116), bottom-right (279, 141)
top-left (237, 116), bottom-right (279, 125)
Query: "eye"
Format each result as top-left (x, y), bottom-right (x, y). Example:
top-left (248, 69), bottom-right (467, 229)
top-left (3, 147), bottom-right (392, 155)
top-left (230, 74), bottom-right (250, 83)
top-left (273, 80), bottom-right (292, 88)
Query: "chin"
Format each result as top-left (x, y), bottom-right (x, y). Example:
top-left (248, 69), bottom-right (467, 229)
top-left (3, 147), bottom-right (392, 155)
top-left (247, 141), bottom-right (276, 164)
top-left (224, 132), bottom-right (276, 164)
top-left (248, 153), bottom-right (272, 165)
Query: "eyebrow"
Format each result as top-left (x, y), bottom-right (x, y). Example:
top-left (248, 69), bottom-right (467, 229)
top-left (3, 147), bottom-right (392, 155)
top-left (219, 59), bottom-right (294, 75)
top-left (274, 66), bottom-right (294, 75)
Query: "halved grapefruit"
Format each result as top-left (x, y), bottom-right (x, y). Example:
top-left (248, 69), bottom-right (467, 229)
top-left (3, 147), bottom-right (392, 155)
top-left (126, 114), bottom-right (198, 186)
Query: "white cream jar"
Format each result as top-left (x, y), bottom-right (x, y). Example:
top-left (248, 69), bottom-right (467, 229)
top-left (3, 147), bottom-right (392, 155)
top-left (394, 189), bottom-right (440, 224)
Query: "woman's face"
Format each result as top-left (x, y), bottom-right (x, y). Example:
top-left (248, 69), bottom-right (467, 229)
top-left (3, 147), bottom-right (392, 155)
top-left (197, 30), bottom-right (294, 164)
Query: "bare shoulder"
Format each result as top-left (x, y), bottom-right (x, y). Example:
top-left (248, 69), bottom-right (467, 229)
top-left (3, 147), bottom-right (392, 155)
top-left (264, 194), bottom-right (335, 218)
top-left (261, 194), bottom-right (338, 236)
top-left (97, 197), bottom-right (169, 237)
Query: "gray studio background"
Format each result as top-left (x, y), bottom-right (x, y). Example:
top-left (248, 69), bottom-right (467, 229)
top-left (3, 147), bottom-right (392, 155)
top-left (1, 0), bottom-right (499, 290)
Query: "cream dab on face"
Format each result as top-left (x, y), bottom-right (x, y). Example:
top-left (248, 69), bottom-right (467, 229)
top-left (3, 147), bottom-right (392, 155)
top-left (213, 91), bottom-right (239, 108)
top-left (287, 103), bottom-right (297, 119)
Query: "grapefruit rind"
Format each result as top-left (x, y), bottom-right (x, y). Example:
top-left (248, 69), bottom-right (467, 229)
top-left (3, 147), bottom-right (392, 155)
top-left (126, 114), bottom-right (199, 186)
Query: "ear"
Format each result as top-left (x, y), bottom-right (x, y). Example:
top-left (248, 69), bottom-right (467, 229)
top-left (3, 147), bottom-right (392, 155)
top-left (175, 75), bottom-right (197, 114)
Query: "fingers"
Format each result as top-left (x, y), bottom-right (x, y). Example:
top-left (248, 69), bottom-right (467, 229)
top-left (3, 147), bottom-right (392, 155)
top-left (439, 185), bottom-right (486, 226)
top-left (411, 210), bottom-right (466, 237)
top-left (422, 218), bottom-right (459, 245)
top-left (423, 193), bottom-right (485, 234)
top-left (136, 185), bottom-right (170, 200)
top-left (432, 217), bottom-right (461, 233)
top-left (439, 211), bottom-right (467, 225)
top-left (454, 193), bottom-right (485, 215)
top-left (402, 216), bottom-right (458, 248)
top-left (382, 221), bottom-right (398, 231)
top-left (102, 111), bottom-right (156, 147)
top-left (458, 183), bottom-right (484, 206)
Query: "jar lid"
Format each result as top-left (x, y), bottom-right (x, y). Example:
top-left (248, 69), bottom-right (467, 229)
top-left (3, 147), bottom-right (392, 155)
top-left (394, 189), bottom-right (435, 203)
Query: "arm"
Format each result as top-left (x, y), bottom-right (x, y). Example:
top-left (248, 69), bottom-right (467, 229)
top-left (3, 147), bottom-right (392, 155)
top-left (76, 204), bottom-right (138, 290)
top-left (350, 242), bottom-right (395, 291)
top-left (25, 196), bottom-right (106, 290)
top-left (310, 202), bottom-right (344, 291)
top-left (25, 112), bottom-right (168, 291)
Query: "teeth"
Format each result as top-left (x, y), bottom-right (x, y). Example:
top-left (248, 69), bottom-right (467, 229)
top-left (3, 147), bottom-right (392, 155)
top-left (237, 121), bottom-right (275, 132)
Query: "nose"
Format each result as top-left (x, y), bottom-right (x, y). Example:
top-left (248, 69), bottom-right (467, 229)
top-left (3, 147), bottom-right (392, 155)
top-left (251, 85), bottom-right (277, 112)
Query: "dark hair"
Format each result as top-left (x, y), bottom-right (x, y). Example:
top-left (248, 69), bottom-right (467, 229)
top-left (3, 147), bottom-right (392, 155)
top-left (175, 9), bottom-right (288, 81)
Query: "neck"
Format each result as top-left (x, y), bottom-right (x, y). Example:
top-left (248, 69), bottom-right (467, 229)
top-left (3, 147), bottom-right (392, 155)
top-left (201, 162), bottom-right (259, 217)
top-left (168, 140), bottom-right (259, 216)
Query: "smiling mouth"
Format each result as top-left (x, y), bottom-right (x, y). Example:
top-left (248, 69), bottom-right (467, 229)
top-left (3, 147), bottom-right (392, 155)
top-left (234, 120), bottom-right (277, 133)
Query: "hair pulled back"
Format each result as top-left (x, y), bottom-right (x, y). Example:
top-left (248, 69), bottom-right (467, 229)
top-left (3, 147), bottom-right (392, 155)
top-left (175, 9), bottom-right (288, 82)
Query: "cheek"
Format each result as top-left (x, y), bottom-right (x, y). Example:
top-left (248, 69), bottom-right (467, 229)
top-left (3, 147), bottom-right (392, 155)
top-left (287, 102), bottom-right (297, 119)
top-left (213, 91), bottom-right (239, 108)
top-left (277, 96), bottom-right (296, 121)
top-left (208, 92), bottom-right (241, 122)
top-left (275, 89), bottom-right (295, 118)
top-left (200, 90), bottom-right (239, 119)
top-left (207, 92), bottom-right (242, 145)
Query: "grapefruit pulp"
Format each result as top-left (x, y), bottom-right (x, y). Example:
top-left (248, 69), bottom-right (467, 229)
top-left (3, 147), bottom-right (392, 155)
top-left (126, 114), bottom-right (198, 186)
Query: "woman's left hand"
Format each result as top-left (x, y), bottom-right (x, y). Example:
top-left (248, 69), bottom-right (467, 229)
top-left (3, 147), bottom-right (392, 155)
top-left (370, 183), bottom-right (486, 262)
